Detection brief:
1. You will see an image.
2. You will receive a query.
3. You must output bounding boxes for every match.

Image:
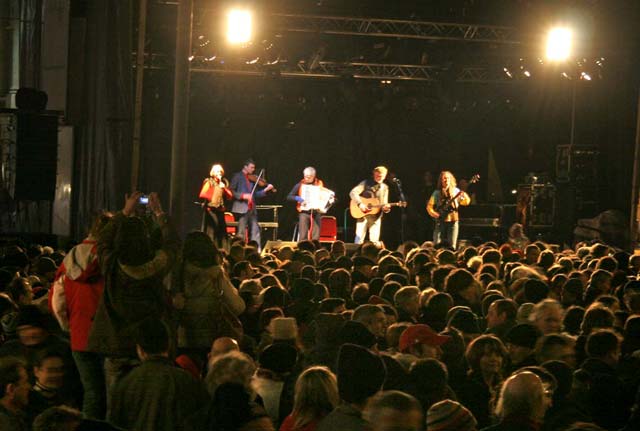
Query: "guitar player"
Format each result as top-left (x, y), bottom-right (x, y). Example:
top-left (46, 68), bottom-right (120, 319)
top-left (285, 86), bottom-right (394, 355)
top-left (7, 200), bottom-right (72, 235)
top-left (349, 166), bottom-right (390, 245)
top-left (426, 170), bottom-right (471, 250)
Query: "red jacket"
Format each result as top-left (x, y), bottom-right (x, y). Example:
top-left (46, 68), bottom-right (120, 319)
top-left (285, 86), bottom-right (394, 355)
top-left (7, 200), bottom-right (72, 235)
top-left (49, 238), bottom-right (104, 351)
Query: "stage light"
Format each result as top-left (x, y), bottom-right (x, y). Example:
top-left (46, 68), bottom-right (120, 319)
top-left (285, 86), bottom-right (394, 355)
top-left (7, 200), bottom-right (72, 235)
top-left (226, 9), bottom-right (252, 44)
top-left (503, 67), bottom-right (513, 78)
top-left (523, 70), bottom-right (531, 77)
top-left (581, 71), bottom-right (591, 81)
top-left (546, 27), bottom-right (572, 61)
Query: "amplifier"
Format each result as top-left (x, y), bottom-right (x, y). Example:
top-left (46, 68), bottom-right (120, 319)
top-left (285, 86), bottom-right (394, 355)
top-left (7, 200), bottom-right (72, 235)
top-left (461, 217), bottom-right (500, 228)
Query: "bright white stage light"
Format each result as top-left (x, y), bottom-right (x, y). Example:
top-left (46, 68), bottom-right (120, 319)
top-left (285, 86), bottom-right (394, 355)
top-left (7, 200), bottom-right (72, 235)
top-left (226, 9), bottom-right (252, 44)
top-left (546, 27), bottom-right (572, 61)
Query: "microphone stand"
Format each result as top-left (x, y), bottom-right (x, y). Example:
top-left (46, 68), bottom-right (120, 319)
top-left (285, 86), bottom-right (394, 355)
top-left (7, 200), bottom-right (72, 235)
top-left (394, 178), bottom-right (407, 244)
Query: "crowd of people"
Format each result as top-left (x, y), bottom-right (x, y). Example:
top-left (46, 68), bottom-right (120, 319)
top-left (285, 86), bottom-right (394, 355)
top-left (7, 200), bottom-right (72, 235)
top-left (1, 190), bottom-right (640, 431)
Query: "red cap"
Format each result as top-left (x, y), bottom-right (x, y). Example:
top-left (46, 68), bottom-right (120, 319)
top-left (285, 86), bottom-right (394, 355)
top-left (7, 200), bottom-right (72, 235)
top-left (399, 324), bottom-right (450, 353)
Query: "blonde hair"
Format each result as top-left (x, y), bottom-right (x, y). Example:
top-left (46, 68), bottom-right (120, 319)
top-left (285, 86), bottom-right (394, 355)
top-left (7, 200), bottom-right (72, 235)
top-left (292, 366), bottom-right (340, 430)
top-left (205, 351), bottom-right (255, 395)
top-left (437, 171), bottom-right (457, 190)
top-left (373, 166), bottom-right (388, 176)
top-left (210, 164), bottom-right (224, 177)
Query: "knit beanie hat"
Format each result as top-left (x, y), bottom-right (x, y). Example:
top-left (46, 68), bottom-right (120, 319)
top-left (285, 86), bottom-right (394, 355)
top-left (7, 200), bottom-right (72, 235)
top-left (427, 399), bottom-right (477, 431)
top-left (337, 343), bottom-right (386, 404)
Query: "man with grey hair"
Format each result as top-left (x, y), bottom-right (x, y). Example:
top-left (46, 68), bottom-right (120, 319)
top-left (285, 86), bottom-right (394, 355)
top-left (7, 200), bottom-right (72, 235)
top-left (482, 371), bottom-right (548, 431)
top-left (353, 304), bottom-right (388, 339)
top-left (349, 166), bottom-right (391, 245)
top-left (530, 299), bottom-right (563, 335)
top-left (394, 286), bottom-right (421, 323)
top-left (287, 166), bottom-right (330, 241)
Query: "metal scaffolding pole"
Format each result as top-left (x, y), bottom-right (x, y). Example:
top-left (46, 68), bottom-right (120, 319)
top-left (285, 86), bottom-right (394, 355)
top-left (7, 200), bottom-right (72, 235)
top-left (169, 0), bottom-right (192, 228)
top-left (131, 0), bottom-right (148, 191)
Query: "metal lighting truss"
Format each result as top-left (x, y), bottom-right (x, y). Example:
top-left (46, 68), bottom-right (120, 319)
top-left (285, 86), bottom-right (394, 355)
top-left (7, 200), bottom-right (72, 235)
top-left (269, 13), bottom-right (521, 44)
top-left (191, 60), bottom-right (441, 81)
top-left (138, 53), bottom-right (509, 83)
top-left (141, 9), bottom-right (522, 82)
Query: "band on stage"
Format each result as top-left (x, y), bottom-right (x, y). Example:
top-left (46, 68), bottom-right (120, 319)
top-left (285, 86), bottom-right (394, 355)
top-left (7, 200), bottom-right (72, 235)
top-left (199, 162), bottom-right (471, 250)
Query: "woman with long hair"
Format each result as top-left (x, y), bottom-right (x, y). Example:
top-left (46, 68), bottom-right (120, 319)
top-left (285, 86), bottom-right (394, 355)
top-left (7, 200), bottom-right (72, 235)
top-left (456, 334), bottom-right (509, 429)
top-left (279, 366), bottom-right (339, 431)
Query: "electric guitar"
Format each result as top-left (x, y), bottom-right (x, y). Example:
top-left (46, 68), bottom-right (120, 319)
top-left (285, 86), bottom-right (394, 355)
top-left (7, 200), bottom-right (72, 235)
top-left (433, 174), bottom-right (480, 219)
top-left (350, 197), bottom-right (407, 219)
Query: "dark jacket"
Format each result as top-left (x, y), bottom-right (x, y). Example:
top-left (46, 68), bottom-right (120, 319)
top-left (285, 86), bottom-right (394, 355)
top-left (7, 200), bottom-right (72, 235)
top-left (573, 357), bottom-right (629, 430)
top-left (108, 357), bottom-right (209, 431)
top-left (457, 370), bottom-right (501, 429)
top-left (316, 403), bottom-right (368, 431)
top-left (0, 404), bottom-right (28, 431)
top-left (87, 213), bottom-right (178, 357)
top-left (230, 171), bottom-right (270, 214)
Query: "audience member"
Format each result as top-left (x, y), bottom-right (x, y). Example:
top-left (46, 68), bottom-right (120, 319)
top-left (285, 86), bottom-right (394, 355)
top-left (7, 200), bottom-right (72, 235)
top-left (108, 318), bottom-right (209, 431)
top-left (427, 399), bottom-right (477, 431)
top-left (482, 371), bottom-right (548, 431)
top-left (280, 366), bottom-right (339, 431)
top-left (0, 356), bottom-right (31, 431)
top-left (364, 390), bottom-right (423, 431)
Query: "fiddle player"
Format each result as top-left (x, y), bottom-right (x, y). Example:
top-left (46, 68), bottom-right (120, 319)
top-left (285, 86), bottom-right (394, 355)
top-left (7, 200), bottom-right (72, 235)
top-left (426, 170), bottom-right (470, 250)
top-left (230, 158), bottom-right (274, 248)
top-left (349, 166), bottom-right (390, 245)
top-left (287, 166), bottom-right (329, 241)
top-left (199, 164), bottom-right (233, 249)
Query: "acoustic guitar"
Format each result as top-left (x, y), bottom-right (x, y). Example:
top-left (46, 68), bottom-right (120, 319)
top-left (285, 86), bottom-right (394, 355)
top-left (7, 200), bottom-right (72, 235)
top-left (433, 174), bottom-right (480, 220)
top-left (350, 197), bottom-right (407, 219)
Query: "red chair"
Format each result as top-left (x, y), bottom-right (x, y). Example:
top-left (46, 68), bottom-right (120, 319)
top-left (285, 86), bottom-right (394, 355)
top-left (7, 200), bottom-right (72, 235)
top-left (319, 216), bottom-right (337, 242)
top-left (224, 212), bottom-right (236, 235)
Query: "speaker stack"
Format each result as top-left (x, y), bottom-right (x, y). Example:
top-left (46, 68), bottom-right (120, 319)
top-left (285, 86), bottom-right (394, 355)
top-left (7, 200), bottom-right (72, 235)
top-left (1, 109), bottom-right (58, 201)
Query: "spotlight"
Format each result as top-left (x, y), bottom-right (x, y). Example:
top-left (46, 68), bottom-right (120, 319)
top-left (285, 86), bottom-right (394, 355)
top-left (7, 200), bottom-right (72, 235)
top-left (546, 27), bottom-right (572, 61)
top-left (503, 67), bottom-right (513, 78)
top-left (523, 70), bottom-right (531, 77)
top-left (226, 9), bottom-right (252, 44)
top-left (580, 71), bottom-right (591, 81)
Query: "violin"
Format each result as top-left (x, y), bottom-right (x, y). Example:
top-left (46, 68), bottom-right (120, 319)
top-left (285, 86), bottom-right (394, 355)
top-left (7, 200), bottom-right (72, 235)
top-left (247, 174), bottom-right (277, 193)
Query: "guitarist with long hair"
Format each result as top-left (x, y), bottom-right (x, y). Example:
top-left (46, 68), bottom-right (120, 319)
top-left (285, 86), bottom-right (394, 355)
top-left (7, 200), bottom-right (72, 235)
top-left (349, 166), bottom-right (391, 245)
top-left (426, 170), bottom-right (471, 249)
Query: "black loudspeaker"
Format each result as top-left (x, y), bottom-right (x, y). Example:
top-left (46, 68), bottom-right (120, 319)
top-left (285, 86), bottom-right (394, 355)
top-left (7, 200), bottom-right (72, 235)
top-left (15, 88), bottom-right (49, 111)
top-left (13, 112), bottom-right (58, 200)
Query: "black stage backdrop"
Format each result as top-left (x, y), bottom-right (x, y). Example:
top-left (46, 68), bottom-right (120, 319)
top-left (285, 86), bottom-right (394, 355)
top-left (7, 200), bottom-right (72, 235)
top-left (137, 69), bottom-right (636, 248)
